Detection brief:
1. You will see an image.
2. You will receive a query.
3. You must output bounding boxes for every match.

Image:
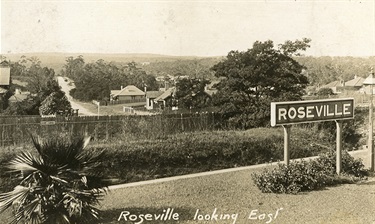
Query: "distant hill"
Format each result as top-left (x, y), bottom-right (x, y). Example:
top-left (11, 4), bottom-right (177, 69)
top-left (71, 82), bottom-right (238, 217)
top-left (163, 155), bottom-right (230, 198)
top-left (2, 52), bottom-right (224, 74)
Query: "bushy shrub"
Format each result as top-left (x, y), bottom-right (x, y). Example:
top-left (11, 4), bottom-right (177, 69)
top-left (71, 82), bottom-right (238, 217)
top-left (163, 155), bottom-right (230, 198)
top-left (0, 136), bottom-right (109, 223)
top-left (252, 160), bottom-right (333, 194)
top-left (316, 87), bottom-right (335, 96)
top-left (252, 150), bottom-right (369, 194)
top-left (0, 151), bottom-right (19, 193)
top-left (316, 150), bottom-right (368, 178)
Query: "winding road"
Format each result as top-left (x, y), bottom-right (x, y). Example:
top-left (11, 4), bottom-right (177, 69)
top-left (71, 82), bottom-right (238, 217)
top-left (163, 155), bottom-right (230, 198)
top-left (57, 76), bottom-right (97, 116)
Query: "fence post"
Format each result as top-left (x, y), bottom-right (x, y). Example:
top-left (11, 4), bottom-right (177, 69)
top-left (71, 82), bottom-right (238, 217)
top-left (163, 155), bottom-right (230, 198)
top-left (106, 116), bottom-right (110, 140)
top-left (1, 125), bottom-right (4, 147)
top-left (181, 113), bottom-right (184, 131)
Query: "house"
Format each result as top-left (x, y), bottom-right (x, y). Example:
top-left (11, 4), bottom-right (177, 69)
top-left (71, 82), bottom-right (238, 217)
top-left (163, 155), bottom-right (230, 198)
top-left (0, 65), bottom-right (10, 88)
top-left (320, 75), bottom-right (369, 94)
top-left (110, 85), bottom-right (145, 101)
top-left (145, 91), bottom-right (163, 110)
top-left (204, 81), bottom-right (219, 97)
top-left (320, 80), bottom-right (344, 94)
top-left (361, 73), bottom-right (375, 95)
top-left (344, 75), bottom-right (365, 91)
top-left (8, 89), bottom-right (30, 103)
top-left (154, 87), bottom-right (176, 109)
top-left (0, 64), bottom-right (11, 111)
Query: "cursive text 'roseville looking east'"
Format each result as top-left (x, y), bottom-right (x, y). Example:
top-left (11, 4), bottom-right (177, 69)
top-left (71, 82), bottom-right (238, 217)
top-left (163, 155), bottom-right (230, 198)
top-left (117, 207), bottom-right (283, 223)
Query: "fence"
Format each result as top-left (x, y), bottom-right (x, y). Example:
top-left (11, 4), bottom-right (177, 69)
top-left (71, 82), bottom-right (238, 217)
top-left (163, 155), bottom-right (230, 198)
top-left (107, 98), bottom-right (146, 106)
top-left (0, 113), bottom-right (227, 146)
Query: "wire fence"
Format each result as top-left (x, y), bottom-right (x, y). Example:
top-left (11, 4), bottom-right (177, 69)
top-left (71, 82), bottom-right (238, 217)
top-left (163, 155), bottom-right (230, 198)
top-left (0, 113), bottom-right (227, 146)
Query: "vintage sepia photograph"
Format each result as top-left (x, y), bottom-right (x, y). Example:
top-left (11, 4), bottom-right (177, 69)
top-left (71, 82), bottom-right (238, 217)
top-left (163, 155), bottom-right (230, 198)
top-left (0, 0), bottom-right (375, 223)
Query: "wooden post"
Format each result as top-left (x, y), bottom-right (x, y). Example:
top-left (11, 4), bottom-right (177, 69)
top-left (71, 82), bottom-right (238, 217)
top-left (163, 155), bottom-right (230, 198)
top-left (181, 113), bottom-right (184, 132)
top-left (283, 125), bottom-right (291, 165)
top-left (106, 116), bottom-right (110, 140)
top-left (336, 120), bottom-right (342, 175)
top-left (370, 83), bottom-right (374, 171)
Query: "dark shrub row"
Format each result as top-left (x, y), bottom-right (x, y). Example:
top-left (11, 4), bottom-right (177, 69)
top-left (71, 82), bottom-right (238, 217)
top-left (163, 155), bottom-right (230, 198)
top-left (91, 128), bottom-right (337, 184)
top-left (0, 127), bottom-right (361, 192)
top-left (252, 150), bottom-right (369, 194)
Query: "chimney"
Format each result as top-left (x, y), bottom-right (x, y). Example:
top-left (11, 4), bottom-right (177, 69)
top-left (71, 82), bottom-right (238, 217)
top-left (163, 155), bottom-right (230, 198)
top-left (121, 85), bottom-right (123, 90)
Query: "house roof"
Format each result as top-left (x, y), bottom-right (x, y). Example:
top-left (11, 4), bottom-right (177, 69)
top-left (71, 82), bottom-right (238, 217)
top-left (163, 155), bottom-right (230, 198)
top-left (345, 76), bottom-right (365, 87)
top-left (9, 93), bottom-right (29, 102)
top-left (204, 80), bottom-right (219, 97)
top-left (0, 87), bottom-right (8, 94)
top-left (155, 88), bottom-right (175, 101)
top-left (321, 80), bottom-right (342, 88)
top-left (0, 67), bottom-right (10, 86)
top-left (204, 89), bottom-right (218, 97)
top-left (146, 91), bottom-right (163, 98)
top-left (111, 85), bottom-right (145, 97)
top-left (363, 73), bottom-right (375, 85)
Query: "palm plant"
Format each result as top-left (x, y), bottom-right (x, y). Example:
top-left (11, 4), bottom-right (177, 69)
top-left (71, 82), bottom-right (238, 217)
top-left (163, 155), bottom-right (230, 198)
top-left (0, 135), bottom-right (108, 224)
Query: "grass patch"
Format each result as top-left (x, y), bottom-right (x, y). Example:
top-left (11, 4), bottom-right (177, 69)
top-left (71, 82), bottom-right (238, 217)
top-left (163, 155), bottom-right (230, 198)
top-left (0, 127), bottom-right (357, 192)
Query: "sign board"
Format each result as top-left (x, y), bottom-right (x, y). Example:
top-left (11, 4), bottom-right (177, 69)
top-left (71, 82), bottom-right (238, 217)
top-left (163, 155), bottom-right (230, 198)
top-left (93, 100), bottom-right (100, 106)
top-left (271, 98), bottom-right (354, 127)
top-left (40, 121), bottom-right (56, 125)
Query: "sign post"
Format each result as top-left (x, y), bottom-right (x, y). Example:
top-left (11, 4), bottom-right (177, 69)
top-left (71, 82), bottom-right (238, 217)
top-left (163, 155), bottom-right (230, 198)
top-left (271, 98), bottom-right (354, 173)
top-left (283, 125), bottom-right (291, 165)
top-left (93, 100), bottom-right (100, 118)
top-left (335, 120), bottom-right (342, 174)
top-left (363, 69), bottom-right (375, 171)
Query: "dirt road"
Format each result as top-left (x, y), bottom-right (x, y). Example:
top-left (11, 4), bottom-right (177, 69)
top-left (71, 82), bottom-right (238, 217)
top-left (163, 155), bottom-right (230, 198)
top-left (57, 76), bottom-right (97, 116)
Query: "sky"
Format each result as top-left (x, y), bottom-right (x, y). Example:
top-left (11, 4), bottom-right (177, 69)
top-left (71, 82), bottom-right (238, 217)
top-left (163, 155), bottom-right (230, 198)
top-left (1, 0), bottom-right (375, 57)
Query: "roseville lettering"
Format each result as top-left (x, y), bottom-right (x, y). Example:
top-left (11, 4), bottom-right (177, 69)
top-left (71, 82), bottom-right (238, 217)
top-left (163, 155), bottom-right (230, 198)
top-left (117, 208), bottom-right (179, 224)
top-left (271, 98), bottom-right (354, 126)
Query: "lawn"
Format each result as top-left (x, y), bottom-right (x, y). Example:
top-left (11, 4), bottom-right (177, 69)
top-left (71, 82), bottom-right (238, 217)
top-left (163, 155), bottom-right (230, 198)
top-left (0, 141), bottom-right (372, 223)
top-left (0, 123), bottom-right (370, 223)
top-left (98, 151), bottom-right (374, 224)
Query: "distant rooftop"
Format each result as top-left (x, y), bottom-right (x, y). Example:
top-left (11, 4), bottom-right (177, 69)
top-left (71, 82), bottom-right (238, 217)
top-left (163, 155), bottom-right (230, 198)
top-left (111, 85), bottom-right (145, 96)
top-left (345, 76), bottom-right (365, 87)
top-left (0, 67), bottom-right (10, 86)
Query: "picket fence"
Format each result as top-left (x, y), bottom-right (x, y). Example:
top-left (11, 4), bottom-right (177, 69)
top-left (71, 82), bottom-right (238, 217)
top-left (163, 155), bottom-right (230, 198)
top-left (0, 113), bottom-right (226, 146)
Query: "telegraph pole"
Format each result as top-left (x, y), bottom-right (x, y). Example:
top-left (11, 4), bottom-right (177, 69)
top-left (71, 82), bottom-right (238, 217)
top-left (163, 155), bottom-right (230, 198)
top-left (370, 69), bottom-right (374, 172)
top-left (364, 68), bottom-right (375, 171)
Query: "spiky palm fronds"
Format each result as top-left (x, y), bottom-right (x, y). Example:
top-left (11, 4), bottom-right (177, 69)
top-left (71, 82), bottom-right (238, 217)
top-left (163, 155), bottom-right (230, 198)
top-left (0, 135), bottom-right (108, 224)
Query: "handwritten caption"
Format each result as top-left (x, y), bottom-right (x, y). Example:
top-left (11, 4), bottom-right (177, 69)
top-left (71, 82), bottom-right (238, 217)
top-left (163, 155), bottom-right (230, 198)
top-left (117, 207), bottom-right (283, 224)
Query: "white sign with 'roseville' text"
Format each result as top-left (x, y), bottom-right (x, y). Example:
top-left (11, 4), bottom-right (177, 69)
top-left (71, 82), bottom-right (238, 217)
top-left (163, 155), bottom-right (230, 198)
top-left (270, 98), bottom-right (354, 126)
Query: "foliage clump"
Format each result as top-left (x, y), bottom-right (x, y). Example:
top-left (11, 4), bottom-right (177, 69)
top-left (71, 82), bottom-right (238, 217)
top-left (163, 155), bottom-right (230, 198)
top-left (212, 38), bottom-right (311, 129)
top-left (2, 57), bottom-right (72, 116)
top-left (252, 150), bottom-right (369, 194)
top-left (0, 135), bottom-right (108, 224)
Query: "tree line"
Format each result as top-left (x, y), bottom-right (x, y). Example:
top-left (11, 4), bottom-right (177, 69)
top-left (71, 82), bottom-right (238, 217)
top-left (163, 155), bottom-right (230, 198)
top-left (61, 56), bottom-right (159, 101)
top-left (3, 38), bottom-right (374, 127)
top-left (296, 56), bottom-right (375, 86)
top-left (1, 56), bottom-right (71, 116)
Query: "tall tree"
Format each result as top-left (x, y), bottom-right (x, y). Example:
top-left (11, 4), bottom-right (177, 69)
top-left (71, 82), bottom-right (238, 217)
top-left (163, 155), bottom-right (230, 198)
top-left (212, 39), bottom-right (310, 128)
top-left (63, 55), bottom-right (85, 79)
top-left (175, 78), bottom-right (211, 109)
top-left (68, 59), bottom-right (158, 101)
